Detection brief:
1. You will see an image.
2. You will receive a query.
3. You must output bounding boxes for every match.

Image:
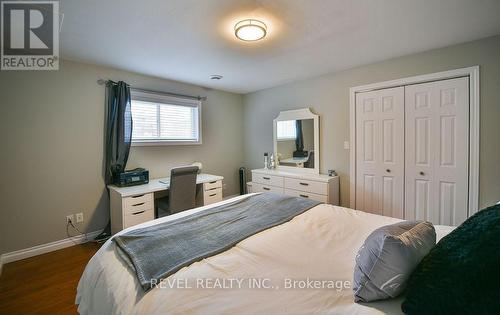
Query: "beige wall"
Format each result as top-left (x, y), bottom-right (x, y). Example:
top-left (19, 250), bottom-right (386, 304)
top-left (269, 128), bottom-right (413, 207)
top-left (302, 119), bottom-right (314, 152)
top-left (243, 35), bottom-right (500, 209)
top-left (1, 35), bottom-right (499, 256)
top-left (0, 60), bottom-right (244, 254)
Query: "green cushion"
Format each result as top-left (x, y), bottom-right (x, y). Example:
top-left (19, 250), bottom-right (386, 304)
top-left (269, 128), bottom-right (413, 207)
top-left (401, 204), bottom-right (500, 315)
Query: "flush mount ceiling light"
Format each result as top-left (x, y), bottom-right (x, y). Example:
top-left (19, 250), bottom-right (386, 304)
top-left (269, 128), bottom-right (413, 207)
top-left (234, 19), bottom-right (267, 41)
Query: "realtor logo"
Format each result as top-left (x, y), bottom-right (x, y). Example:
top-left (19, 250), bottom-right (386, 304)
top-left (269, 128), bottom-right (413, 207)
top-left (1, 0), bottom-right (59, 70)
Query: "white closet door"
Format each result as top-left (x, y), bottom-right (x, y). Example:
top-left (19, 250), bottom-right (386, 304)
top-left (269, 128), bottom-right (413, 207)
top-left (356, 87), bottom-right (404, 218)
top-left (405, 77), bottom-right (469, 226)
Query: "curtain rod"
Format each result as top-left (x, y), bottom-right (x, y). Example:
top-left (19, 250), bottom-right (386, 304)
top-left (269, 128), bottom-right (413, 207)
top-left (97, 79), bottom-right (207, 101)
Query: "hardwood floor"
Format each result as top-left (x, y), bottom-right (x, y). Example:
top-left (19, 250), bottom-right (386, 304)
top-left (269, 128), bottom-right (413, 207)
top-left (0, 243), bottom-right (100, 315)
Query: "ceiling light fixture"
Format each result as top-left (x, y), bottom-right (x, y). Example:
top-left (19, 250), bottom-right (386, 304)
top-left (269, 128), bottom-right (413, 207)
top-left (234, 19), bottom-right (267, 41)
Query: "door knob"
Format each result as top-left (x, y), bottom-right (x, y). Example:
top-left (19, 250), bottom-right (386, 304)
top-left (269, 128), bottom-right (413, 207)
top-left (420, 171), bottom-right (425, 176)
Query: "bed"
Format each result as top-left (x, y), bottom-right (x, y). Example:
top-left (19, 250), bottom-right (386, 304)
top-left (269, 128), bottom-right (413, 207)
top-left (76, 194), bottom-right (454, 315)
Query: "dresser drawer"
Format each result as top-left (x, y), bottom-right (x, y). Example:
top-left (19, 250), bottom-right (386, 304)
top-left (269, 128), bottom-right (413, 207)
top-left (203, 180), bottom-right (222, 191)
top-left (252, 182), bottom-right (284, 194)
top-left (252, 173), bottom-right (284, 187)
top-left (284, 178), bottom-right (327, 195)
top-left (123, 209), bottom-right (154, 229)
top-left (204, 187), bottom-right (223, 205)
top-left (123, 193), bottom-right (154, 208)
top-left (284, 189), bottom-right (327, 203)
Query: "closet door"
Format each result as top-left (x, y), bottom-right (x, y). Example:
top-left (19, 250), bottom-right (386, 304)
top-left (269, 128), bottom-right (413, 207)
top-left (405, 77), bottom-right (469, 226)
top-left (355, 87), bottom-right (404, 218)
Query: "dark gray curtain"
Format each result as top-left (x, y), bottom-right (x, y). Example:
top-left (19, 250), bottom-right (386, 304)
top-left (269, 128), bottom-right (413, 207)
top-left (96, 81), bottom-right (132, 242)
top-left (295, 120), bottom-right (304, 152)
top-left (105, 81), bottom-right (133, 185)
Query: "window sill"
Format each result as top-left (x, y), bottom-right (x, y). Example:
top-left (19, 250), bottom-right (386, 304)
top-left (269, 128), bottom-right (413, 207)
top-left (131, 140), bottom-right (202, 147)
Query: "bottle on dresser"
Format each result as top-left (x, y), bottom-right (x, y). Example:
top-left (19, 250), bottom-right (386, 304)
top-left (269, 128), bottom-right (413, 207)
top-left (269, 153), bottom-right (276, 169)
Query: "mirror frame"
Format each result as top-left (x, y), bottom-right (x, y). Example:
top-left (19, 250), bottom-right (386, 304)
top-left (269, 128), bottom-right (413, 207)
top-left (273, 108), bottom-right (320, 174)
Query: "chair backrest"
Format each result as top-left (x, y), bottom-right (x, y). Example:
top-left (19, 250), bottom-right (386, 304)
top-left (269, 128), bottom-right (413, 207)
top-left (304, 151), bottom-right (315, 168)
top-left (169, 166), bottom-right (199, 214)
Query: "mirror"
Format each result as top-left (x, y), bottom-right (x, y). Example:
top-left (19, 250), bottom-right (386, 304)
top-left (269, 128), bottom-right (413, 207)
top-left (273, 108), bottom-right (319, 174)
top-left (276, 119), bottom-right (315, 167)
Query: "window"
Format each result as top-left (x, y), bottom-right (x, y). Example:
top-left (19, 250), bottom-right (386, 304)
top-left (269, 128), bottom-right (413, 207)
top-left (130, 89), bottom-right (201, 145)
top-left (276, 120), bottom-right (296, 140)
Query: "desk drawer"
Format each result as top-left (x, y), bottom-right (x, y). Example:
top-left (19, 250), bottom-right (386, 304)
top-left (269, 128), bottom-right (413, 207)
top-left (252, 173), bottom-right (284, 187)
top-left (123, 193), bottom-right (153, 208)
top-left (123, 209), bottom-right (154, 229)
top-left (123, 200), bottom-right (154, 215)
top-left (284, 189), bottom-right (327, 203)
top-left (252, 183), bottom-right (284, 194)
top-left (204, 187), bottom-right (223, 205)
top-left (203, 180), bottom-right (222, 191)
top-left (284, 178), bottom-right (327, 195)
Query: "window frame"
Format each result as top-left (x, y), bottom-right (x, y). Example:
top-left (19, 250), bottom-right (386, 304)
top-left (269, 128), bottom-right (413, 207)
top-left (276, 119), bottom-right (297, 141)
top-left (130, 89), bottom-right (202, 146)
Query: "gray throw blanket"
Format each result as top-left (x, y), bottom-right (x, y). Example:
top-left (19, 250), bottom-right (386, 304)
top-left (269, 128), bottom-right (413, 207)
top-left (113, 193), bottom-right (320, 291)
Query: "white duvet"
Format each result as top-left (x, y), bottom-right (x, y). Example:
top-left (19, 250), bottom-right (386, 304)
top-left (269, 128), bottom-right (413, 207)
top-left (76, 194), bottom-right (454, 315)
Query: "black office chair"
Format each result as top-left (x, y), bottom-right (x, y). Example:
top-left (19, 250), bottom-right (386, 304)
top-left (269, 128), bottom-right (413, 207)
top-left (156, 166), bottom-right (199, 218)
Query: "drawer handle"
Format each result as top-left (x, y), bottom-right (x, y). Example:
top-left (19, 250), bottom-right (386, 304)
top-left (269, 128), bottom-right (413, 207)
top-left (263, 177), bottom-right (271, 180)
top-left (132, 210), bottom-right (145, 215)
top-left (299, 194), bottom-right (309, 198)
top-left (131, 194), bottom-right (145, 198)
top-left (209, 193), bottom-right (217, 197)
top-left (263, 187), bottom-right (271, 191)
top-left (132, 202), bottom-right (145, 207)
top-left (209, 181), bottom-right (217, 184)
top-left (299, 182), bottom-right (309, 186)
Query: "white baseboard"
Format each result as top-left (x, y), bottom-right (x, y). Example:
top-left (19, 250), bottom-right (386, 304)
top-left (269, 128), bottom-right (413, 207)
top-left (0, 230), bottom-right (101, 275)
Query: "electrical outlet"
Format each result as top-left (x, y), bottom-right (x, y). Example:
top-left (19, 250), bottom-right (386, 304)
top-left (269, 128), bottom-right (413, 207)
top-left (76, 212), bottom-right (84, 223)
top-left (344, 141), bottom-right (350, 150)
top-left (66, 215), bottom-right (74, 224)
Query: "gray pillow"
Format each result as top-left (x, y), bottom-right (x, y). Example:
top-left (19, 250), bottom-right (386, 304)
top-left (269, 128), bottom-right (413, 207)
top-left (353, 221), bottom-right (436, 302)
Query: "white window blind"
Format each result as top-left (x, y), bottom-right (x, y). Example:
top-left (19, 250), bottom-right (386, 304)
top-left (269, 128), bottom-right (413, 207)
top-left (130, 89), bottom-right (201, 145)
top-left (276, 120), bottom-right (297, 140)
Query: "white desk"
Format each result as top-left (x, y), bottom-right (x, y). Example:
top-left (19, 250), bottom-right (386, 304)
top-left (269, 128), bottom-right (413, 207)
top-left (280, 157), bottom-right (309, 167)
top-left (108, 173), bottom-right (224, 234)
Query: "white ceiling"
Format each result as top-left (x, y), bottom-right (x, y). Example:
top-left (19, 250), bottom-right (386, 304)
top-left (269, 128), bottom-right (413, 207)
top-left (60, 0), bottom-right (500, 93)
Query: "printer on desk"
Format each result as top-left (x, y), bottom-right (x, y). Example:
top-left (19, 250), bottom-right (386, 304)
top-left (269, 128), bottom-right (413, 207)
top-left (115, 168), bottom-right (149, 187)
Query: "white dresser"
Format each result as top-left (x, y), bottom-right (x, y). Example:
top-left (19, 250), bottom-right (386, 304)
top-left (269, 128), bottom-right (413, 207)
top-left (249, 168), bottom-right (340, 205)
